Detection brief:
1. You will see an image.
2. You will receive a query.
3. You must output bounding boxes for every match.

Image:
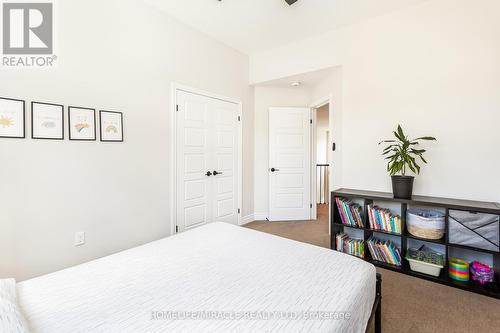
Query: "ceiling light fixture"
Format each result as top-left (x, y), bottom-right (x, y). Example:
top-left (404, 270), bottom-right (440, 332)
top-left (291, 82), bottom-right (301, 87)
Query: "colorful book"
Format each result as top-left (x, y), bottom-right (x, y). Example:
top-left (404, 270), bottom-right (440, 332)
top-left (367, 236), bottom-right (402, 266)
top-left (367, 205), bottom-right (401, 234)
top-left (336, 233), bottom-right (365, 258)
top-left (336, 197), bottom-right (364, 227)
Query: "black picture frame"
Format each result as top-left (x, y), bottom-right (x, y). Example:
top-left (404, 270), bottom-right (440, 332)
top-left (68, 106), bottom-right (96, 141)
top-left (0, 97), bottom-right (25, 139)
top-left (31, 101), bottom-right (64, 140)
top-left (99, 110), bottom-right (124, 142)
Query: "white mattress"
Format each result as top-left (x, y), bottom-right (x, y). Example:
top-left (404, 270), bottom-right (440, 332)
top-left (18, 222), bottom-right (376, 333)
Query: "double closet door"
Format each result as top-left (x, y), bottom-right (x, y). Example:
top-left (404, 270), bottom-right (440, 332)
top-left (176, 90), bottom-right (239, 232)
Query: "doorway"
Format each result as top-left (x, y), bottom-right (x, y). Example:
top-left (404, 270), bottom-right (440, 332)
top-left (311, 98), bottom-right (331, 221)
top-left (316, 104), bottom-right (330, 203)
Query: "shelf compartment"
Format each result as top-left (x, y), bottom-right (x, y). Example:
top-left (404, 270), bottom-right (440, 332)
top-left (367, 200), bottom-right (403, 234)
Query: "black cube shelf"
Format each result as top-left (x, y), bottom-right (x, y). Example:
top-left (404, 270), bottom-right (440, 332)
top-left (331, 188), bottom-right (500, 299)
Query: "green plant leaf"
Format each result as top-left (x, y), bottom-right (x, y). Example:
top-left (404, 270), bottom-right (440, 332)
top-left (397, 125), bottom-right (405, 139)
top-left (384, 154), bottom-right (397, 160)
top-left (410, 149), bottom-right (426, 154)
top-left (408, 162), bottom-right (416, 173)
top-left (378, 140), bottom-right (397, 145)
top-left (393, 130), bottom-right (404, 142)
top-left (414, 136), bottom-right (436, 141)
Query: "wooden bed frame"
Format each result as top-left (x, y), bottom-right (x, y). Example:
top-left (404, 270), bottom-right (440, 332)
top-left (365, 273), bottom-right (382, 333)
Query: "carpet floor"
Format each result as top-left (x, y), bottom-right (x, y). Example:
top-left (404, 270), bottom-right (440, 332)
top-left (243, 204), bottom-right (500, 333)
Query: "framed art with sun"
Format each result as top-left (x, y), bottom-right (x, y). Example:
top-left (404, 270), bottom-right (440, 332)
top-left (0, 97), bottom-right (25, 139)
top-left (68, 106), bottom-right (96, 141)
top-left (99, 110), bottom-right (123, 142)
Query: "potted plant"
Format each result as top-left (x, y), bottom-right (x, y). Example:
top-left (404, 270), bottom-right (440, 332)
top-left (379, 125), bottom-right (436, 199)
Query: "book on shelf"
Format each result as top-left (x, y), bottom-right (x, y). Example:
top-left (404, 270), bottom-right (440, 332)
top-left (367, 236), bottom-right (402, 266)
top-left (335, 197), bottom-right (364, 227)
top-left (336, 233), bottom-right (365, 258)
top-left (367, 204), bottom-right (401, 234)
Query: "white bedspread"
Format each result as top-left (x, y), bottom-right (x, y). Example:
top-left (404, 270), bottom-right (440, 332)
top-left (18, 222), bottom-right (376, 333)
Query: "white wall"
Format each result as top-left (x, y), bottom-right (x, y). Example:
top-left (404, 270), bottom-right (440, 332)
top-left (250, 0), bottom-right (500, 203)
top-left (0, 0), bottom-right (254, 281)
top-left (253, 86), bottom-right (311, 219)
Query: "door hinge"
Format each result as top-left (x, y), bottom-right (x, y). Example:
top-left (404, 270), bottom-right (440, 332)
top-left (237, 208), bottom-right (241, 214)
top-left (310, 119), bottom-right (313, 124)
top-left (238, 115), bottom-right (241, 122)
top-left (175, 225), bottom-right (179, 233)
top-left (176, 105), bottom-right (179, 112)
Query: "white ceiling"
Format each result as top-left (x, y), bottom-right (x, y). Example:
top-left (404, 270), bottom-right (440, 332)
top-left (256, 67), bottom-right (335, 88)
top-left (144, 0), bottom-right (428, 55)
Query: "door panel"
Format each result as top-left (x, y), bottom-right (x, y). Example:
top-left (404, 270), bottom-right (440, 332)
top-left (269, 107), bottom-right (311, 221)
top-left (176, 91), bottom-right (212, 231)
top-left (176, 90), bottom-right (239, 231)
top-left (211, 99), bottom-right (238, 224)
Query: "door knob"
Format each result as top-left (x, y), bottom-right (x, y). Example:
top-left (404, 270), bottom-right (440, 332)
top-left (213, 170), bottom-right (223, 176)
top-left (270, 168), bottom-right (280, 172)
top-left (206, 171), bottom-right (213, 177)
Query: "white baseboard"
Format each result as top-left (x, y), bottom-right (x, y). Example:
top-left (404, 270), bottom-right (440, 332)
top-left (253, 212), bottom-right (268, 221)
top-left (241, 214), bottom-right (255, 225)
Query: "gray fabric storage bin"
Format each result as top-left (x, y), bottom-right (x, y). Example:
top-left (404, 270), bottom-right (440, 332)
top-left (449, 210), bottom-right (499, 252)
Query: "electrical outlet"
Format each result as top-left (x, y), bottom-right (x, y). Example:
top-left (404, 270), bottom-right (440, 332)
top-left (74, 232), bottom-right (85, 246)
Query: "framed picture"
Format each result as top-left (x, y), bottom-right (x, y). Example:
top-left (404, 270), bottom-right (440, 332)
top-left (32, 102), bottom-right (64, 140)
top-left (99, 110), bottom-right (123, 142)
top-left (68, 106), bottom-right (96, 141)
top-left (0, 97), bottom-right (25, 138)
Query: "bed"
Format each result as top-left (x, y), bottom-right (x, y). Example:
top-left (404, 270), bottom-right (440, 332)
top-left (17, 222), bottom-right (380, 333)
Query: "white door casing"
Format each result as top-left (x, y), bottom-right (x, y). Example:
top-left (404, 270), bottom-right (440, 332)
top-left (269, 107), bottom-right (311, 221)
top-left (175, 89), bottom-right (240, 232)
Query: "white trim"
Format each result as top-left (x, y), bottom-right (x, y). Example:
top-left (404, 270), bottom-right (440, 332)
top-left (310, 96), bottom-right (330, 110)
top-left (310, 95), bottom-right (333, 230)
top-left (237, 107), bottom-right (243, 226)
top-left (310, 107), bottom-right (317, 220)
top-left (241, 214), bottom-right (255, 225)
top-left (170, 83), bottom-right (243, 235)
top-left (254, 213), bottom-right (268, 221)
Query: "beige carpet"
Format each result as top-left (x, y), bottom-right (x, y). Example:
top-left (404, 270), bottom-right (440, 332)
top-left (244, 205), bottom-right (500, 333)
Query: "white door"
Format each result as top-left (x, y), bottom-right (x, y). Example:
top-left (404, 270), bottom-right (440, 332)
top-left (176, 90), bottom-right (239, 232)
top-left (269, 107), bottom-right (311, 221)
top-left (211, 98), bottom-right (239, 225)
